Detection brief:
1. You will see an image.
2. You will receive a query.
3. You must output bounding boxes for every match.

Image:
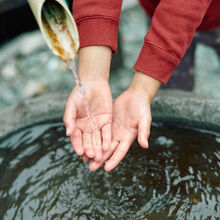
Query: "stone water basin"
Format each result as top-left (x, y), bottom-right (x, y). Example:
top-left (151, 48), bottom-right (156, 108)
top-left (0, 91), bottom-right (219, 219)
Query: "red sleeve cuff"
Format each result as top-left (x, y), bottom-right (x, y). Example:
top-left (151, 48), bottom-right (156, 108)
top-left (76, 18), bottom-right (119, 53)
top-left (133, 41), bottom-right (180, 84)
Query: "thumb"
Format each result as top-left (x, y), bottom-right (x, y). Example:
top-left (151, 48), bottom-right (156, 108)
top-left (138, 115), bottom-right (152, 148)
top-left (63, 96), bottom-right (77, 136)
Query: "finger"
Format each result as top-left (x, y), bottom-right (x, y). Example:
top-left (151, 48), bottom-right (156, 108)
top-left (102, 123), bottom-right (112, 151)
top-left (89, 139), bottom-right (119, 171)
top-left (71, 128), bottom-right (84, 156)
top-left (82, 154), bottom-right (90, 162)
top-left (63, 95), bottom-right (77, 136)
top-left (92, 130), bottom-right (102, 162)
top-left (83, 132), bottom-right (95, 158)
top-left (138, 116), bottom-right (152, 148)
top-left (104, 141), bottom-right (131, 172)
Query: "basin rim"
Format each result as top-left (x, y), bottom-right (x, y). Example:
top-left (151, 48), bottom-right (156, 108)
top-left (0, 90), bottom-right (220, 138)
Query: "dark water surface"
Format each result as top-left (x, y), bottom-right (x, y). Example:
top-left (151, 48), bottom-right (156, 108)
top-left (0, 122), bottom-right (219, 220)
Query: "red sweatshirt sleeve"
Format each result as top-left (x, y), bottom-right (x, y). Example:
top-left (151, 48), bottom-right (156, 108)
top-left (134, 0), bottom-right (212, 84)
top-left (73, 0), bottom-right (123, 53)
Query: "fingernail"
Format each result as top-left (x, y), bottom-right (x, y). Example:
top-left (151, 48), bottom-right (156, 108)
top-left (146, 140), bottom-right (149, 148)
top-left (66, 127), bottom-right (71, 136)
top-left (86, 148), bottom-right (95, 158)
top-left (104, 163), bottom-right (111, 172)
top-left (77, 149), bottom-right (84, 156)
top-left (89, 163), bottom-right (97, 171)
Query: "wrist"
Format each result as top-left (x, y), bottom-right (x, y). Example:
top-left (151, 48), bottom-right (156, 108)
top-left (78, 46), bottom-right (112, 81)
top-left (128, 71), bottom-right (161, 103)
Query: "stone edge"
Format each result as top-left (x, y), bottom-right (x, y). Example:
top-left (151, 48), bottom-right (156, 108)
top-left (0, 90), bottom-right (220, 138)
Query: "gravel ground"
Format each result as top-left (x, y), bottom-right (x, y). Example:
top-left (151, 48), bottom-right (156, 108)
top-left (0, 1), bottom-right (219, 110)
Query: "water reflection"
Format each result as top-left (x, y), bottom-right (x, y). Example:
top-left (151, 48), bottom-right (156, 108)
top-left (0, 122), bottom-right (219, 219)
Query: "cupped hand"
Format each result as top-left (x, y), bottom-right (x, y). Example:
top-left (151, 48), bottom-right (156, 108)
top-left (89, 88), bottom-right (152, 171)
top-left (63, 79), bottom-right (113, 162)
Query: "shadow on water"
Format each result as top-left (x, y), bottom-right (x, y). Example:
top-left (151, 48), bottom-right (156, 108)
top-left (0, 122), bottom-right (219, 219)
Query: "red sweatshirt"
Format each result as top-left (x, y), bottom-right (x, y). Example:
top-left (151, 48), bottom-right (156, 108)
top-left (72, 0), bottom-right (220, 84)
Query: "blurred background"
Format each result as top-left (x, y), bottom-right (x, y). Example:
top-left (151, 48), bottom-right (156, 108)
top-left (0, 0), bottom-right (220, 110)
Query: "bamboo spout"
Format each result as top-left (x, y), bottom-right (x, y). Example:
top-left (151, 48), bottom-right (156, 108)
top-left (28, 0), bottom-right (79, 61)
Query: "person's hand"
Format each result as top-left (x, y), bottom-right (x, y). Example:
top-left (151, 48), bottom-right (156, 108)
top-left (63, 46), bottom-right (113, 162)
top-left (88, 88), bottom-right (151, 170)
top-left (63, 79), bottom-right (112, 162)
top-left (88, 71), bottom-right (161, 171)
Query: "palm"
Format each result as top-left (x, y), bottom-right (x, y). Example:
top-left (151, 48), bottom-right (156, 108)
top-left (112, 91), bottom-right (149, 143)
top-left (89, 89), bottom-right (152, 171)
top-left (64, 80), bottom-right (113, 161)
top-left (73, 81), bottom-right (112, 130)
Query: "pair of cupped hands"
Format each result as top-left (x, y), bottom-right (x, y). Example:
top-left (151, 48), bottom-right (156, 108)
top-left (63, 46), bottom-right (161, 172)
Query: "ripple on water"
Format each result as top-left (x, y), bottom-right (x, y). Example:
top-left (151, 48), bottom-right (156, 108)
top-left (0, 122), bottom-right (219, 220)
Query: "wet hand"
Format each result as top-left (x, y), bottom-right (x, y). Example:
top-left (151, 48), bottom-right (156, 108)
top-left (63, 79), bottom-right (112, 162)
top-left (88, 71), bottom-right (161, 171)
top-left (63, 46), bottom-right (112, 162)
top-left (89, 89), bottom-right (152, 171)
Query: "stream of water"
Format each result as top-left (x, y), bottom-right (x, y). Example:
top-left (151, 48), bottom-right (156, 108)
top-left (67, 60), bottom-right (98, 132)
